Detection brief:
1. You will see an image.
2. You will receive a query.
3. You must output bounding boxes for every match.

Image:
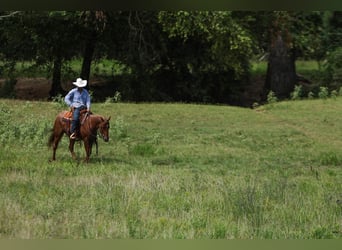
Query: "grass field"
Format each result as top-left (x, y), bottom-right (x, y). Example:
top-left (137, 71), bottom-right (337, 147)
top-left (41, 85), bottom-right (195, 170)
top-left (0, 98), bottom-right (341, 239)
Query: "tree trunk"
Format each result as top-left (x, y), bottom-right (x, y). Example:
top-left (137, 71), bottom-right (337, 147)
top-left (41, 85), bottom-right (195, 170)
top-left (265, 34), bottom-right (296, 99)
top-left (49, 55), bottom-right (65, 99)
top-left (80, 30), bottom-right (97, 82)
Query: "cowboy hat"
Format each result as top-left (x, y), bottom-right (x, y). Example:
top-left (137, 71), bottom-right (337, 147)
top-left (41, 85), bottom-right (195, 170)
top-left (73, 78), bottom-right (87, 88)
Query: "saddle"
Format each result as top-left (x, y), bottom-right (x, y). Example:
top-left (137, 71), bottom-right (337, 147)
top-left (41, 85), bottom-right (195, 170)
top-left (62, 109), bottom-right (92, 135)
top-left (63, 111), bottom-right (73, 120)
top-left (62, 109), bottom-right (91, 121)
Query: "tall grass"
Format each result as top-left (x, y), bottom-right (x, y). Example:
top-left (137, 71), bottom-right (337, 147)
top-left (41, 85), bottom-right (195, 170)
top-left (0, 98), bottom-right (341, 239)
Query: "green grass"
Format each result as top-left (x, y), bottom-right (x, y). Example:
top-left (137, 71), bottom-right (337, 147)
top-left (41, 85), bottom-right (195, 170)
top-left (251, 60), bottom-right (321, 76)
top-left (0, 98), bottom-right (341, 239)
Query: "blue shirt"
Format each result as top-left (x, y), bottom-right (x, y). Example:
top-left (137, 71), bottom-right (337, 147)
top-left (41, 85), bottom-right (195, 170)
top-left (64, 88), bottom-right (91, 109)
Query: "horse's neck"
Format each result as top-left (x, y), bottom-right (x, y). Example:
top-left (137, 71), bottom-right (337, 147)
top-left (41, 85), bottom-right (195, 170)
top-left (89, 115), bottom-right (104, 128)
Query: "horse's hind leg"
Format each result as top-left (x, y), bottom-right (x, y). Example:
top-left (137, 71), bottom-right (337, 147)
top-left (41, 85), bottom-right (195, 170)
top-left (95, 138), bottom-right (98, 155)
top-left (50, 130), bottom-right (63, 161)
top-left (69, 139), bottom-right (77, 160)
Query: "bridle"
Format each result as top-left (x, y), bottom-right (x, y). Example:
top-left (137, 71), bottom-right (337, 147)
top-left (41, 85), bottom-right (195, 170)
top-left (98, 119), bottom-right (110, 141)
top-left (82, 115), bottom-right (110, 142)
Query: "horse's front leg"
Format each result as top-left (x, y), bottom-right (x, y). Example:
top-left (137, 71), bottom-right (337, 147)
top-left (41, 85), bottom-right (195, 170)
top-left (83, 139), bottom-right (92, 163)
top-left (69, 139), bottom-right (77, 160)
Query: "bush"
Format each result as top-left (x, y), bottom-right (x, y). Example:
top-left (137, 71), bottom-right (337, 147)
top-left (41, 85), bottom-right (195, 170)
top-left (290, 85), bottom-right (303, 100)
top-left (267, 91), bottom-right (278, 104)
top-left (0, 78), bottom-right (16, 98)
top-left (323, 47), bottom-right (342, 88)
top-left (308, 91), bottom-right (315, 99)
top-left (318, 86), bottom-right (329, 99)
top-left (112, 116), bottom-right (128, 139)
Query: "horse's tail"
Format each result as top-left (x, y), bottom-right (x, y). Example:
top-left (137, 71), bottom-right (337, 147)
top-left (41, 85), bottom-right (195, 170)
top-left (48, 114), bottom-right (61, 148)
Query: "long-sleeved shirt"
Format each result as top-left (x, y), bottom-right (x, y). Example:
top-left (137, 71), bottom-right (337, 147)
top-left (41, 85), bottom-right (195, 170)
top-left (64, 88), bottom-right (91, 110)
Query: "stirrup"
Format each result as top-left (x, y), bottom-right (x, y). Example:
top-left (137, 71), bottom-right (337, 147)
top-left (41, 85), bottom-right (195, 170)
top-left (70, 132), bottom-right (77, 139)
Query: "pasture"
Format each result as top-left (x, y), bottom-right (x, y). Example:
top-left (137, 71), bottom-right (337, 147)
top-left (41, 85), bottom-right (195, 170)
top-left (0, 98), bottom-right (341, 239)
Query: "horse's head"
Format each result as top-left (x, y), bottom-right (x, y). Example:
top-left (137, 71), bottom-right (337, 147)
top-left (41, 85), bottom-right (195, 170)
top-left (99, 116), bottom-right (111, 142)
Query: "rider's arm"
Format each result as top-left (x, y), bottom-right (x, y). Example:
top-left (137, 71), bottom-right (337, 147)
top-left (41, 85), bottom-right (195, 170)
top-left (64, 89), bottom-right (74, 107)
top-left (85, 91), bottom-right (91, 110)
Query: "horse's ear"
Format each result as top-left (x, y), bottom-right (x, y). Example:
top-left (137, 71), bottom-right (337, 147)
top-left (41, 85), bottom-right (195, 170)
top-left (107, 116), bottom-right (111, 121)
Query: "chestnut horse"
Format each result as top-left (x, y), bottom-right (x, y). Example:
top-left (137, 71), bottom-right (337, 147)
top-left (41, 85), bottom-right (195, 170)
top-left (48, 110), bottom-right (111, 162)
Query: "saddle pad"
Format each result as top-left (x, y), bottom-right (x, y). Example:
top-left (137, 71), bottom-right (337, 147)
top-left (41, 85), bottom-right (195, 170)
top-left (63, 111), bottom-right (72, 119)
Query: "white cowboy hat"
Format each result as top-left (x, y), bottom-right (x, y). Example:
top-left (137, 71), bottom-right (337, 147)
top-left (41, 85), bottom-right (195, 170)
top-left (73, 78), bottom-right (87, 88)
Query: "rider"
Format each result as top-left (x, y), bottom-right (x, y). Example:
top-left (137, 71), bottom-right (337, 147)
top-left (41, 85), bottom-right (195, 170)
top-left (64, 77), bottom-right (91, 139)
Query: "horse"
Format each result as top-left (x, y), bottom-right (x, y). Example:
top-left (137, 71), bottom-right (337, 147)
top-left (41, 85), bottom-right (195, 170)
top-left (48, 110), bottom-right (111, 163)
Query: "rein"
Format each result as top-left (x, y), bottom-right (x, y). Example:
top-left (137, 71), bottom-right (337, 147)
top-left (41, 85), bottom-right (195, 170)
top-left (81, 111), bottom-right (89, 125)
top-left (83, 114), bottom-right (106, 140)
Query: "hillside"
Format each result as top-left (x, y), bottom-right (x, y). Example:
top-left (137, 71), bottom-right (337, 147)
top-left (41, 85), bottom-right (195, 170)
top-left (0, 98), bottom-right (341, 239)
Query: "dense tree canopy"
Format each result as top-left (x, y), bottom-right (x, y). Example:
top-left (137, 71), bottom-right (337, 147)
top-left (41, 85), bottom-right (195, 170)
top-left (0, 11), bottom-right (341, 105)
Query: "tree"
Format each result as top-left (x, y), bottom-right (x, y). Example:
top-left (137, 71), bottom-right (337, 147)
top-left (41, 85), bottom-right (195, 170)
top-left (36, 12), bottom-right (83, 98)
top-left (0, 11), bottom-right (83, 98)
top-left (263, 12), bottom-right (296, 99)
top-left (155, 11), bottom-right (254, 103)
top-left (266, 32), bottom-right (296, 98)
top-left (79, 11), bottom-right (108, 82)
top-left (236, 11), bottom-right (329, 99)
top-left (0, 11), bottom-right (37, 77)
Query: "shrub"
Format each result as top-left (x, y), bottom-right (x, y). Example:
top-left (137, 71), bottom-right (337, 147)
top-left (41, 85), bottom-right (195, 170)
top-left (323, 47), bottom-right (342, 88)
top-left (290, 85), bottom-right (303, 100)
top-left (330, 90), bottom-right (338, 100)
top-left (267, 91), bottom-right (278, 104)
top-left (112, 116), bottom-right (128, 139)
top-left (308, 91), bottom-right (315, 99)
top-left (52, 94), bottom-right (67, 109)
top-left (318, 86), bottom-right (329, 99)
top-left (105, 91), bottom-right (122, 104)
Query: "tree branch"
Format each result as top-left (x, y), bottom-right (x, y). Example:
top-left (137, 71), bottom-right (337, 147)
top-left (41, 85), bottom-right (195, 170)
top-left (0, 11), bottom-right (21, 20)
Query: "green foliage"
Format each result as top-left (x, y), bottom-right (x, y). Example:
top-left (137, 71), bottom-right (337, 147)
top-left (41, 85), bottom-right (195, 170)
top-left (51, 94), bottom-right (68, 109)
top-left (158, 11), bottom-right (253, 78)
top-left (0, 104), bottom-right (51, 146)
top-left (318, 86), bottom-right (329, 99)
top-left (291, 12), bottom-right (328, 62)
top-left (290, 85), bottom-right (303, 100)
top-left (323, 47), bottom-right (342, 87)
top-left (330, 90), bottom-right (338, 99)
top-left (1, 11), bottom-right (339, 105)
top-left (105, 91), bottom-right (122, 104)
top-left (267, 91), bottom-right (278, 104)
top-left (112, 115), bottom-right (128, 139)
top-left (308, 91), bottom-right (315, 99)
